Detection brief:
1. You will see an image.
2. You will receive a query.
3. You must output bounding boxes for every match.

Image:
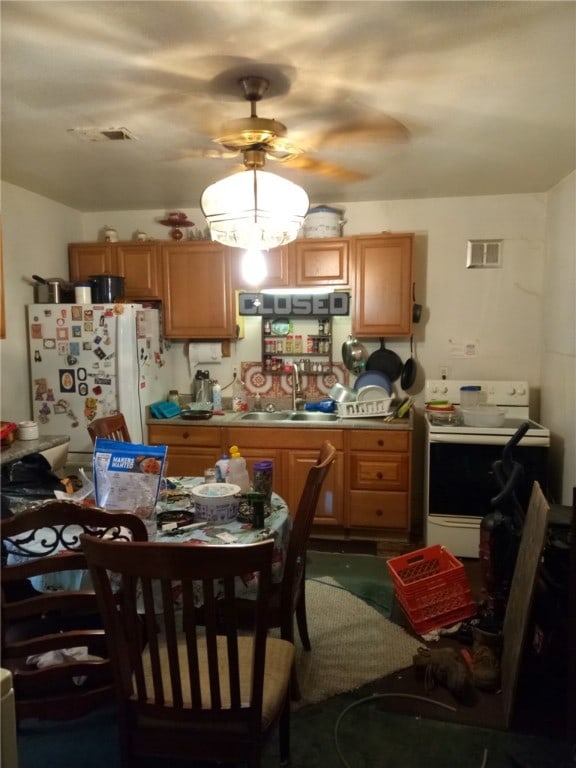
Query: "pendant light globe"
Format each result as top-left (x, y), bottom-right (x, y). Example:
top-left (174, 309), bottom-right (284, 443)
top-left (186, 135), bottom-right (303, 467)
top-left (200, 168), bottom-right (309, 250)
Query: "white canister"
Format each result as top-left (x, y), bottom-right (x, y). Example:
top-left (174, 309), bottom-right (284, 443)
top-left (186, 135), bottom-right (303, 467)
top-left (302, 205), bottom-right (345, 238)
top-left (74, 282), bottom-right (92, 304)
top-left (18, 421), bottom-right (39, 440)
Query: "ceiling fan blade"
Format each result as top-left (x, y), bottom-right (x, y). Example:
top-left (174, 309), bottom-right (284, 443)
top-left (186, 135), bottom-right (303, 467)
top-left (282, 155), bottom-right (367, 182)
top-left (316, 115), bottom-right (410, 148)
top-left (172, 147), bottom-right (241, 161)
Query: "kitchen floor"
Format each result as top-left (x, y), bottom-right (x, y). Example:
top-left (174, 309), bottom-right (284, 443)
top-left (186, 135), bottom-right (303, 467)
top-left (306, 543), bottom-right (571, 744)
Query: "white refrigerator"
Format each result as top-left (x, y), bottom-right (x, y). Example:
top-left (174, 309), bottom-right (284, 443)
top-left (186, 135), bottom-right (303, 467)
top-left (27, 303), bottom-right (173, 463)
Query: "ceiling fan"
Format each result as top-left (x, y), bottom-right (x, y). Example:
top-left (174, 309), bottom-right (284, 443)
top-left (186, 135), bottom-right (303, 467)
top-left (181, 75), bottom-right (372, 181)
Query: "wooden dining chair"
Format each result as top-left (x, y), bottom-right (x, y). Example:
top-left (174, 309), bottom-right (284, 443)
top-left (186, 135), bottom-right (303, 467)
top-left (0, 500), bottom-right (148, 723)
top-left (236, 440), bottom-right (337, 694)
top-left (80, 536), bottom-right (294, 768)
top-left (87, 412), bottom-right (131, 444)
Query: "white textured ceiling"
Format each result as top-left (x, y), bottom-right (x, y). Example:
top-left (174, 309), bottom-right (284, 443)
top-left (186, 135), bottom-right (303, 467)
top-left (2, 1), bottom-right (575, 212)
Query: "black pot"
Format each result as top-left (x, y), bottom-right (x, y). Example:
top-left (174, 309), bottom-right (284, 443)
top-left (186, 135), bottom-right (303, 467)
top-left (88, 274), bottom-right (125, 303)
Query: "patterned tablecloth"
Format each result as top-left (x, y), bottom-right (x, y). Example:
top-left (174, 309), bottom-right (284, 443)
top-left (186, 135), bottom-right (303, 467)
top-left (155, 477), bottom-right (292, 602)
top-left (5, 479), bottom-right (292, 604)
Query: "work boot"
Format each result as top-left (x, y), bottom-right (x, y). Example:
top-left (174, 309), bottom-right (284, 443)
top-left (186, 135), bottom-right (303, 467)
top-left (472, 627), bottom-right (503, 692)
top-left (413, 646), bottom-right (475, 704)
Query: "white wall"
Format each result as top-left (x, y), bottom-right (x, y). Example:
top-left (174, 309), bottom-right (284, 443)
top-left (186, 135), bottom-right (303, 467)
top-left (541, 171), bottom-right (576, 505)
top-left (1, 182), bottom-right (83, 421)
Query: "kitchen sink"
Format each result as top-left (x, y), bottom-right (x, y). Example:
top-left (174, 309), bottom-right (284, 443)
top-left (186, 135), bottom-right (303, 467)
top-left (239, 410), bottom-right (339, 423)
top-left (239, 411), bottom-right (291, 422)
top-left (287, 412), bottom-right (339, 422)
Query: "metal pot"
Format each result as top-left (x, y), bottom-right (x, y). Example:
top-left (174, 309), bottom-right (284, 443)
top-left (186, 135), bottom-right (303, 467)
top-left (32, 275), bottom-right (74, 303)
top-left (88, 274), bottom-right (126, 303)
top-left (341, 336), bottom-right (368, 374)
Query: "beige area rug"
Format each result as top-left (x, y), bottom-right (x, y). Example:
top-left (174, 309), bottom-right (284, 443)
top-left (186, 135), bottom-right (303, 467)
top-left (292, 578), bottom-right (422, 708)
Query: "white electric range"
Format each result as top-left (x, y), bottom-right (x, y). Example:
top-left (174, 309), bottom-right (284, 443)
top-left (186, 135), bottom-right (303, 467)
top-left (424, 380), bottom-right (550, 558)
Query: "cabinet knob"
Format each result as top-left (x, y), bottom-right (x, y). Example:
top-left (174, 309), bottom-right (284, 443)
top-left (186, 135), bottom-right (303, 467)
top-left (377, 439), bottom-right (384, 447)
top-left (183, 431), bottom-right (189, 439)
top-left (376, 509), bottom-right (383, 517)
top-left (376, 472), bottom-right (383, 479)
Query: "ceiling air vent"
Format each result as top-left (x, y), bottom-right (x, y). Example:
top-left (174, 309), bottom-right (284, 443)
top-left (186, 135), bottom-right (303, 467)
top-left (466, 239), bottom-right (502, 269)
top-left (67, 127), bottom-right (138, 142)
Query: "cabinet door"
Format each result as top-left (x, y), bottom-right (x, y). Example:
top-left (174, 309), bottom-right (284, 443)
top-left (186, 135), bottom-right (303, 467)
top-left (116, 243), bottom-right (162, 298)
top-left (292, 238), bottom-right (349, 286)
top-left (163, 450), bottom-right (220, 477)
top-left (232, 246), bottom-right (291, 290)
top-left (161, 242), bottom-right (235, 338)
top-left (353, 234), bottom-right (413, 336)
top-left (284, 450), bottom-right (343, 526)
top-left (69, 244), bottom-right (114, 282)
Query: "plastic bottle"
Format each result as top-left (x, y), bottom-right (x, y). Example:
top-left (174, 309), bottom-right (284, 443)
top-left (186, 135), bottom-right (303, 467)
top-left (253, 392), bottom-right (263, 411)
top-left (232, 373), bottom-right (247, 412)
top-left (212, 380), bottom-right (223, 412)
top-left (228, 446), bottom-right (251, 493)
top-left (215, 454), bottom-right (230, 483)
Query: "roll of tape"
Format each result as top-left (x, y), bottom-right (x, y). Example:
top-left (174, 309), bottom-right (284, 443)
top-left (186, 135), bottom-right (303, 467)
top-left (18, 421), bottom-right (39, 440)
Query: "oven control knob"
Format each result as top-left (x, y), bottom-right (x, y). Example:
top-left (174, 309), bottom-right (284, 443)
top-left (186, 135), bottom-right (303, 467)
top-left (507, 387), bottom-right (516, 395)
top-left (516, 386), bottom-right (526, 396)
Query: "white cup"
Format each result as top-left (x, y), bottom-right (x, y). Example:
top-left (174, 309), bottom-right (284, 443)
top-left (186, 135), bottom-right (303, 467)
top-left (18, 421), bottom-right (39, 440)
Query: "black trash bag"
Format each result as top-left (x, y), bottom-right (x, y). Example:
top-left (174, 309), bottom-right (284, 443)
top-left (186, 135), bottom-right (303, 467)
top-left (1, 452), bottom-right (64, 504)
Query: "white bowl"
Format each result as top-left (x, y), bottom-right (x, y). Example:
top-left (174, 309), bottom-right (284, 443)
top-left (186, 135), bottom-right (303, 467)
top-left (191, 483), bottom-right (241, 522)
top-left (461, 406), bottom-right (506, 427)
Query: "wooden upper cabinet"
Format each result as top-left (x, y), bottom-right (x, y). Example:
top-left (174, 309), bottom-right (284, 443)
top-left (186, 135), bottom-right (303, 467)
top-left (231, 246), bottom-right (291, 290)
top-left (69, 243), bottom-right (114, 281)
top-left (232, 237), bottom-right (350, 290)
top-left (292, 238), bottom-right (349, 286)
top-left (161, 241), bottom-right (235, 339)
top-left (115, 243), bottom-right (161, 299)
top-left (69, 242), bottom-right (161, 299)
top-left (352, 234), bottom-right (413, 337)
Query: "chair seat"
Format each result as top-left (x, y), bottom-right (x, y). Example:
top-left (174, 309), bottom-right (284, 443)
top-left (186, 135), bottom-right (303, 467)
top-left (139, 634), bottom-right (294, 730)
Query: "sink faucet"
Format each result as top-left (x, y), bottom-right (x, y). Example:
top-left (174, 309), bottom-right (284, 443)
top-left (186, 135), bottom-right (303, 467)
top-left (292, 363), bottom-right (306, 411)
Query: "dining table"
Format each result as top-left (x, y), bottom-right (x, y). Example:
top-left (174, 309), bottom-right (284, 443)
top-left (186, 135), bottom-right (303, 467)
top-left (4, 477), bottom-right (292, 606)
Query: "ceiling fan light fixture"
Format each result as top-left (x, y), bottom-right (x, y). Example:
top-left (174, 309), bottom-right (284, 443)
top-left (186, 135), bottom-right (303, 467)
top-left (200, 168), bottom-right (309, 250)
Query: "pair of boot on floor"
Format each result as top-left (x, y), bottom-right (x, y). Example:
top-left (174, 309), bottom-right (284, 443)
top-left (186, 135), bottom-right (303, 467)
top-left (413, 627), bottom-right (502, 704)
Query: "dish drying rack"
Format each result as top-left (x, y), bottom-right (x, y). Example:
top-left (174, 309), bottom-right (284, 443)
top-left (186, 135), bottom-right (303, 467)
top-left (336, 398), bottom-right (393, 418)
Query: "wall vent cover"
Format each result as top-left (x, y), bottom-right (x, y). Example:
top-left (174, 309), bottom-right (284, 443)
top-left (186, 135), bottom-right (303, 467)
top-left (67, 127), bottom-right (138, 142)
top-left (466, 239), bottom-right (502, 268)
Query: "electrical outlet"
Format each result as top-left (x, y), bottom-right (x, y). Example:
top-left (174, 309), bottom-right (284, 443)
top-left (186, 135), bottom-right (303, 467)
top-left (440, 366), bottom-right (449, 380)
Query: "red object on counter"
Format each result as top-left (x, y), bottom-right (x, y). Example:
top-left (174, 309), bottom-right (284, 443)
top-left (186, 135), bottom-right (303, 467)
top-left (0, 422), bottom-right (18, 441)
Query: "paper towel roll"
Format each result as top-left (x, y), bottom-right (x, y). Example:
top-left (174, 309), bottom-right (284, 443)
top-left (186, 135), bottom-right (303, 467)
top-left (188, 343), bottom-right (222, 366)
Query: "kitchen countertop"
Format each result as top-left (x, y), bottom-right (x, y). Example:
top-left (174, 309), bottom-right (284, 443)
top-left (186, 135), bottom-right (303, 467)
top-left (147, 410), bottom-right (413, 431)
top-left (0, 435), bottom-right (71, 465)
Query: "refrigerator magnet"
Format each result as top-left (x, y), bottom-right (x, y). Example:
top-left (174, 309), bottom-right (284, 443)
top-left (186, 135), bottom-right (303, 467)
top-left (77, 368), bottom-right (87, 381)
top-left (31, 324), bottom-right (43, 338)
top-left (78, 383), bottom-right (88, 396)
top-left (59, 370), bottom-right (76, 393)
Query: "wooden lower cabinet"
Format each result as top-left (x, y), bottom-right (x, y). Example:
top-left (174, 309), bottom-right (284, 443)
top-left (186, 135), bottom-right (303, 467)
top-left (225, 427), bottom-right (344, 527)
top-left (148, 423), bottom-right (412, 544)
top-left (148, 424), bottom-right (222, 477)
top-left (346, 429), bottom-right (411, 536)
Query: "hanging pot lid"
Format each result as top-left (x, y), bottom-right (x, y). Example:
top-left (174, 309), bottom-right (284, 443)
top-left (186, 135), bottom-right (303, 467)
top-left (365, 338), bottom-right (403, 381)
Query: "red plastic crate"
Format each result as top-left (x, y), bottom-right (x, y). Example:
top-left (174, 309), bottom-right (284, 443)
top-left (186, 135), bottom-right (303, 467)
top-left (387, 544), bottom-right (476, 634)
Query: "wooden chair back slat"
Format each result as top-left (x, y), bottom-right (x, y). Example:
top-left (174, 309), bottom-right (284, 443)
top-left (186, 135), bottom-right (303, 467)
top-left (87, 413), bottom-right (131, 444)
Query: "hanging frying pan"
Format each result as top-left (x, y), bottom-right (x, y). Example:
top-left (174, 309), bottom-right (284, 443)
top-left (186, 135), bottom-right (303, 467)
top-left (365, 338), bottom-right (403, 381)
top-left (400, 336), bottom-right (418, 390)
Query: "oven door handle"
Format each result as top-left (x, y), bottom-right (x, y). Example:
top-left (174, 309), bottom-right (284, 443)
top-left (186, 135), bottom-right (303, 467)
top-left (428, 516), bottom-right (482, 529)
top-left (428, 433), bottom-right (548, 447)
